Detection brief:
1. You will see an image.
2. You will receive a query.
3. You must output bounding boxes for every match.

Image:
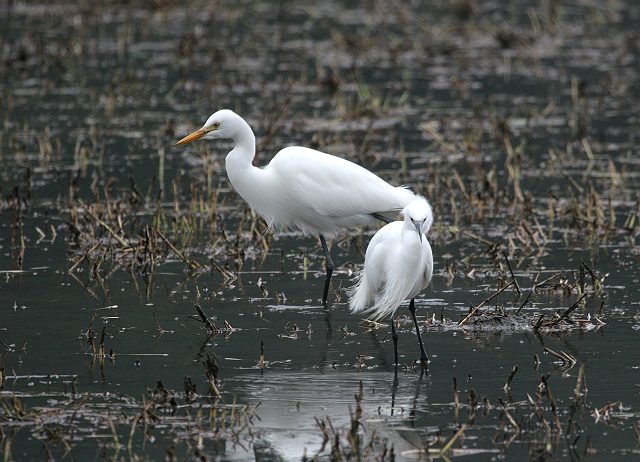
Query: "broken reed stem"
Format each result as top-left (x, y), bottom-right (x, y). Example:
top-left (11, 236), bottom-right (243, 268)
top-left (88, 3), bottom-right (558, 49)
top-left (191, 302), bottom-right (217, 331)
top-left (633, 422), bottom-right (640, 444)
top-left (463, 230), bottom-right (495, 246)
top-left (452, 169), bottom-right (470, 202)
top-left (107, 416), bottom-right (121, 457)
top-left (503, 365), bottom-right (518, 391)
top-left (532, 273), bottom-right (561, 290)
top-left (152, 312), bottom-right (166, 333)
top-left (498, 398), bottom-right (520, 432)
top-left (458, 281), bottom-right (514, 326)
top-left (439, 424), bottom-right (466, 455)
top-left (502, 251), bottom-right (521, 295)
top-left (68, 241), bottom-right (101, 273)
top-left (158, 145), bottom-right (165, 200)
top-left (574, 363), bottom-right (586, 402)
top-left (515, 289), bottom-right (533, 315)
top-left (257, 341), bottom-right (266, 369)
top-left (204, 354), bottom-right (221, 398)
top-left (540, 376), bottom-right (562, 432)
top-left (83, 204), bottom-right (130, 249)
top-left (550, 294), bottom-right (587, 326)
top-left (453, 377), bottom-right (460, 408)
top-left (516, 273), bottom-right (558, 316)
top-left (544, 347), bottom-right (576, 365)
top-left (157, 229), bottom-right (200, 269)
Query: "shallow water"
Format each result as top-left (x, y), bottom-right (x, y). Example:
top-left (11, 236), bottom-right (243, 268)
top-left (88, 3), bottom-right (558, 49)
top-left (1, 1), bottom-right (639, 460)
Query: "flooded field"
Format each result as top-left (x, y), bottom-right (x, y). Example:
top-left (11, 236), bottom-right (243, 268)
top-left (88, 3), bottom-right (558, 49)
top-left (1, 0), bottom-right (639, 460)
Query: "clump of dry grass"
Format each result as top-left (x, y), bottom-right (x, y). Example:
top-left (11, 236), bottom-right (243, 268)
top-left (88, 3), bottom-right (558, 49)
top-left (0, 375), bottom-right (259, 461)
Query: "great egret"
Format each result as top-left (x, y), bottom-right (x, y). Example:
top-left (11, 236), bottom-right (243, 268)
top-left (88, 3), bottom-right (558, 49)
top-left (175, 109), bottom-right (416, 305)
top-left (349, 196), bottom-right (433, 366)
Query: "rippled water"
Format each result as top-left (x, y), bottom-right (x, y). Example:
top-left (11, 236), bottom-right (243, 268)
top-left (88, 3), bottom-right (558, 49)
top-left (1, 1), bottom-right (639, 460)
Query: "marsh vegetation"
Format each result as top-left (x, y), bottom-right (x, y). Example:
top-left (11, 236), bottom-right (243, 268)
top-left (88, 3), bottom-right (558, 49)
top-left (1, 0), bottom-right (639, 460)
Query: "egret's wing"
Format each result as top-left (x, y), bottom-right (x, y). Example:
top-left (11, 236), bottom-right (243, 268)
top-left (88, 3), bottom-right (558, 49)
top-left (271, 147), bottom-right (415, 218)
top-left (363, 225), bottom-right (397, 293)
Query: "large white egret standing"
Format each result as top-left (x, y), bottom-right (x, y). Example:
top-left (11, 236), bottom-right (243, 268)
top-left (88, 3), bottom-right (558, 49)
top-left (349, 196), bottom-right (433, 366)
top-left (175, 109), bottom-right (416, 305)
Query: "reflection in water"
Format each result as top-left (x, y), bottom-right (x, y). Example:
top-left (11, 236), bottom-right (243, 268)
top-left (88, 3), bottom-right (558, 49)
top-left (1, 0), bottom-right (639, 460)
top-left (230, 369), bottom-right (430, 458)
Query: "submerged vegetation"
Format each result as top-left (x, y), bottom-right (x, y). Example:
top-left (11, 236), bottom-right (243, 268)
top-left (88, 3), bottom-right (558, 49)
top-left (1, 0), bottom-right (639, 460)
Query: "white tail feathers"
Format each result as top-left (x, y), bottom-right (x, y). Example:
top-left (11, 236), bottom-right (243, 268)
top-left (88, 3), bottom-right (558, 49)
top-left (347, 271), bottom-right (372, 314)
top-left (348, 265), bottom-right (417, 322)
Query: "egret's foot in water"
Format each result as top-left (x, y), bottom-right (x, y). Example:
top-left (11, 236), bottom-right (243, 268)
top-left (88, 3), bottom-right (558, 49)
top-left (321, 272), bottom-right (332, 307)
top-left (391, 316), bottom-right (399, 367)
top-left (319, 234), bottom-right (333, 307)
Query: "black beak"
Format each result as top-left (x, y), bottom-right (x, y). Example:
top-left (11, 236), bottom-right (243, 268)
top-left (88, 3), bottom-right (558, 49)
top-left (414, 221), bottom-right (422, 242)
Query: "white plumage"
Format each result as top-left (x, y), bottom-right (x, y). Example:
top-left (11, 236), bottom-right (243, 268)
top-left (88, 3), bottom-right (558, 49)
top-left (176, 109), bottom-right (417, 305)
top-left (249, 146), bottom-right (415, 235)
top-left (349, 196), bottom-right (434, 365)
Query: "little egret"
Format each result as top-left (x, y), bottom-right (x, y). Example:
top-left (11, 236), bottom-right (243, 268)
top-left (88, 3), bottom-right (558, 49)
top-left (349, 196), bottom-right (433, 366)
top-left (175, 109), bottom-right (416, 305)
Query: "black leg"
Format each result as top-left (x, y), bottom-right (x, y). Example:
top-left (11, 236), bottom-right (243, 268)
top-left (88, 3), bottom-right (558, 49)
top-left (319, 234), bottom-right (333, 307)
top-left (390, 367), bottom-right (399, 416)
top-left (371, 212), bottom-right (392, 224)
top-left (409, 298), bottom-right (429, 366)
top-left (390, 315), bottom-right (399, 367)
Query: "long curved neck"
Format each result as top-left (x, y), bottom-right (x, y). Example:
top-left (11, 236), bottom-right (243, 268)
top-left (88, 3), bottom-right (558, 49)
top-left (226, 118), bottom-right (256, 167)
top-left (225, 118), bottom-right (258, 182)
top-left (224, 119), bottom-right (269, 207)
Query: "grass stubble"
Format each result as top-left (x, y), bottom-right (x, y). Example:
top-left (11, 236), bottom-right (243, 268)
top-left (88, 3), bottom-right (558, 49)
top-left (1, 0), bottom-right (639, 460)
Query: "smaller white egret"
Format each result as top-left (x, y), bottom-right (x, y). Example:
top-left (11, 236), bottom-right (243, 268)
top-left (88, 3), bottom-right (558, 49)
top-left (349, 196), bottom-right (433, 366)
top-left (175, 109), bottom-right (416, 306)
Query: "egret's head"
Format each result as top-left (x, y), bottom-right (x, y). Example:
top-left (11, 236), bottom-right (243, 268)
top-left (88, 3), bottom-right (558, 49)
top-left (401, 196), bottom-right (433, 241)
top-left (175, 109), bottom-right (246, 146)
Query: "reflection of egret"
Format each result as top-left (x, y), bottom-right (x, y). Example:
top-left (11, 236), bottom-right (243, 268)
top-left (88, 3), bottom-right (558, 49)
top-left (175, 109), bottom-right (415, 306)
top-left (230, 370), bottom-right (428, 459)
top-left (349, 197), bottom-right (434, 366)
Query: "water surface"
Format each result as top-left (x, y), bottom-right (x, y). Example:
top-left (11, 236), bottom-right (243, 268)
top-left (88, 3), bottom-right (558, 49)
top-left (1, 1), bottom-right (639, 460)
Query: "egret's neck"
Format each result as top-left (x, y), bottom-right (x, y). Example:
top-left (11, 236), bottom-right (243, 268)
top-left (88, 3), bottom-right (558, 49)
top-left (226, 119), bottom-right (256, 168)
top-left (224, 120), bottom-right (270, 208)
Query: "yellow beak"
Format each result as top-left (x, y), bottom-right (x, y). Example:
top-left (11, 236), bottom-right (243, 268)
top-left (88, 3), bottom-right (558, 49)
top-left (175, 128), bottom-right (206, 146)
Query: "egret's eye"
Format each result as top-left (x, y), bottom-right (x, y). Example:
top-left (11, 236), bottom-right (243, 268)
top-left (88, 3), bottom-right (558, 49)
top-left (212, 122), bottom-right (221, 129)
